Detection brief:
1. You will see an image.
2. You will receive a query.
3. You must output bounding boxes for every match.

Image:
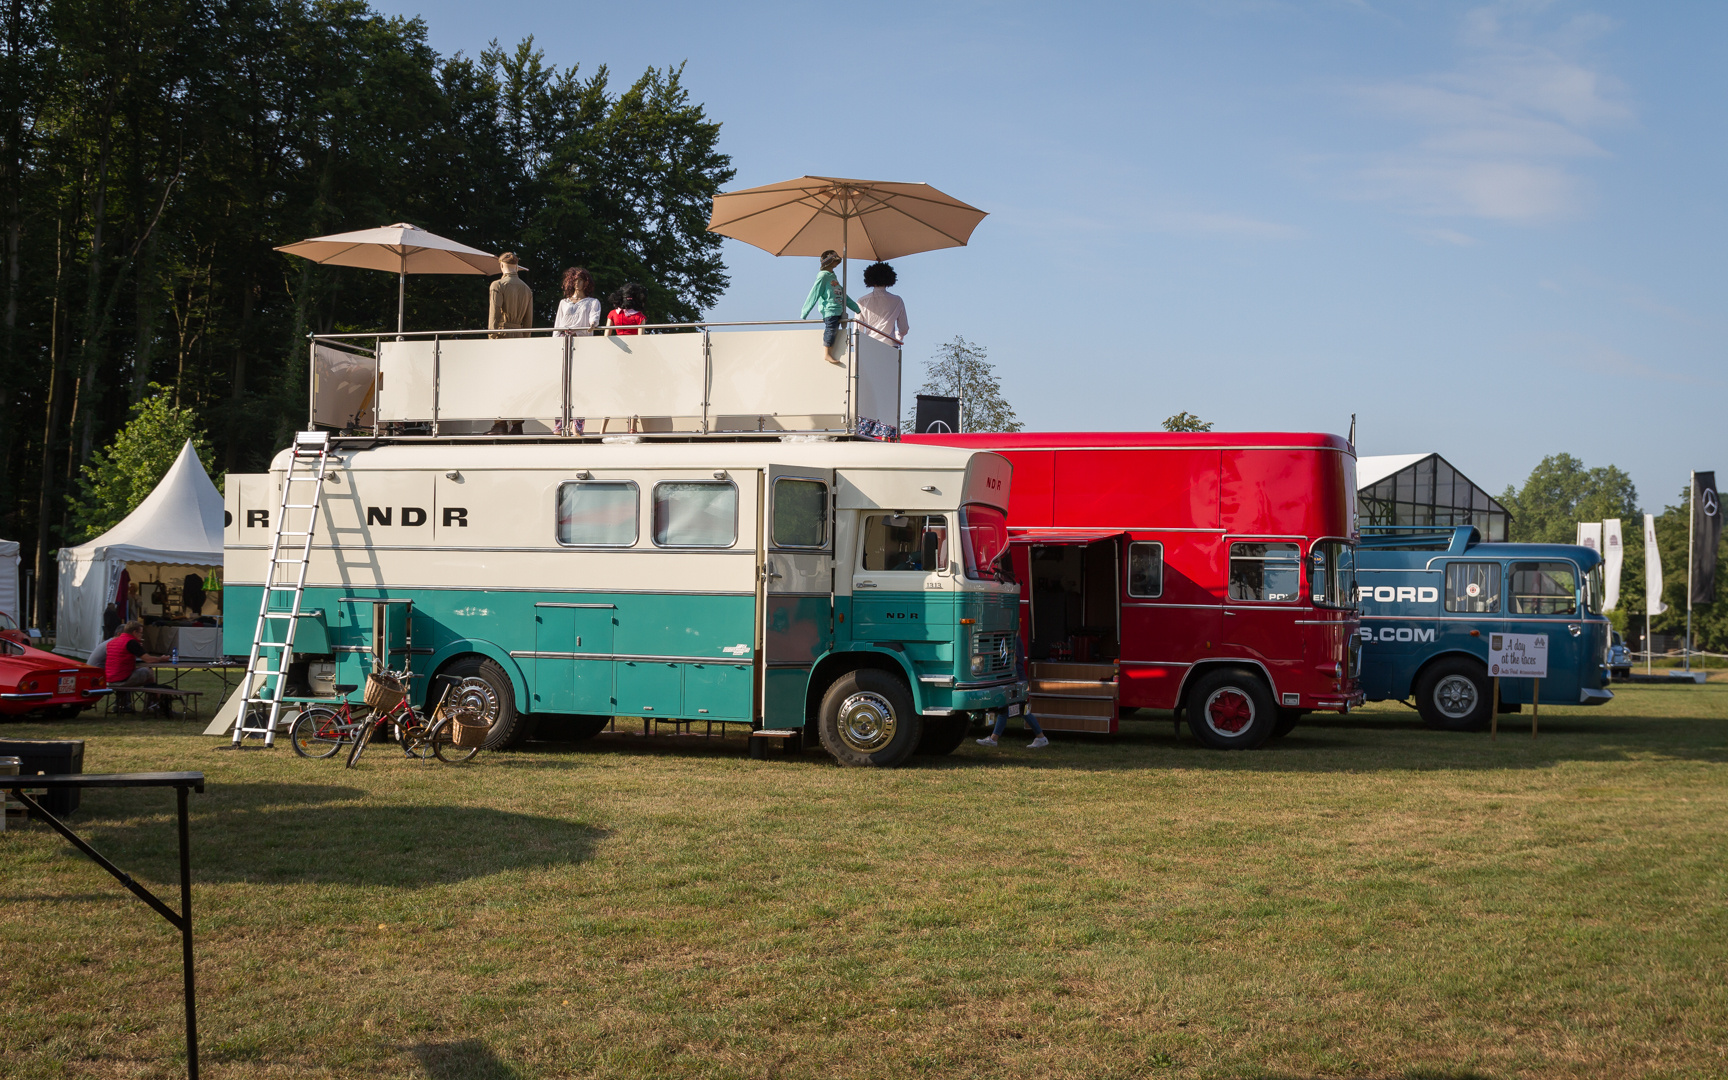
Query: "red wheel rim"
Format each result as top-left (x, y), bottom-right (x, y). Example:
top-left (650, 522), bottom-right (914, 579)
top-left (1205, 689), bottom-right (1254, 734)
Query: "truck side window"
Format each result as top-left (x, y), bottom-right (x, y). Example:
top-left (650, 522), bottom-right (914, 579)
top-left (1228, 542), bottom-right (1300, 602)
top-left (1444, 562), bottom-right (1500, 612)
top-left (862, 514), bottom-right (948, 572)
top-left (652, 481), bottom-right (737, 548)
top-left (1128, 542), bottom-right (1163, 597)
top-left (772, 478), bottom-right (828, 548)
top-left (1309, 539), bottom-right (1356, 608)
top-left (555, 481), bottom-right (639, 547)
top-left (1508, 561), bottom-right (1577, 615)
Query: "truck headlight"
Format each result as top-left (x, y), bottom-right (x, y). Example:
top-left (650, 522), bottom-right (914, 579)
top-left (971, 653), bottom-right (985, 676)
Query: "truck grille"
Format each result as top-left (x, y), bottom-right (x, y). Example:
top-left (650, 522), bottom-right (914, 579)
top-left (973, 632), bottom-right (1014, 677)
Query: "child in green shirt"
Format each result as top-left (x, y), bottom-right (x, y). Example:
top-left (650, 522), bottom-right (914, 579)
top-left (800, 249), bottom-right (861, 364)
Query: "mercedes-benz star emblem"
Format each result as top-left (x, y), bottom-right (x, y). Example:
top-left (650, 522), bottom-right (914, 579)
top-left (1704, 487), bottom-right (1719, 518)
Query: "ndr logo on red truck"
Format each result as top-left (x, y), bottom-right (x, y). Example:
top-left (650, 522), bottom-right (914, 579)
top-left (910, 431), bottom-right (1364, 750)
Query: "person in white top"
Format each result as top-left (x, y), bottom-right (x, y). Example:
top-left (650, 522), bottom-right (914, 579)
top-left (855, 261), bottom-right (909, 346)
top-left (555, 266), bottom-right (602, 335)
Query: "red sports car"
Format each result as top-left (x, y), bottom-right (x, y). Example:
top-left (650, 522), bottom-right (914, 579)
top-left (0, 636), bottom-right (108, 718)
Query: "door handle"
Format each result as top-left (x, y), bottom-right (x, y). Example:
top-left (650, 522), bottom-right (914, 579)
top-left (1568, 624), bottom-right (1582, 637)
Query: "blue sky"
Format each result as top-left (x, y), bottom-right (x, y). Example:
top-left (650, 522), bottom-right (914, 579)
top-left (372, 0), bottom-right (1725, 508)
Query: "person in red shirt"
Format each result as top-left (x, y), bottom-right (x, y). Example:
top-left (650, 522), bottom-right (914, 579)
top-left (604, 283), bottom-right (648, 336)
top-left (106, 619), bottom-right (169, 714)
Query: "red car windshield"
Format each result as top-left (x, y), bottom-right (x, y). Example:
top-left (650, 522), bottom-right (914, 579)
top-left (0, 610), bottom-right (16, 631)
top-left (959, 504), bottom-right (1010, 581)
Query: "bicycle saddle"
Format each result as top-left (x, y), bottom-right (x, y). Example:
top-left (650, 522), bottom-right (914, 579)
top-left (333, 683), bottom-right (358, 694)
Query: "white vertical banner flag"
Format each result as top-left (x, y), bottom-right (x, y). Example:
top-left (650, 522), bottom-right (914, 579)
top-left (1602, 519), bottom-right (1623, 611)
top-left (1576, 521), bottom-right (1602, 555)
top-left (1644, 513), bottom-right (1668, 615)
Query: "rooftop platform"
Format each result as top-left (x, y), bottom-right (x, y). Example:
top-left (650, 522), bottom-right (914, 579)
top-left (309, 320), bottom-right (902, 441)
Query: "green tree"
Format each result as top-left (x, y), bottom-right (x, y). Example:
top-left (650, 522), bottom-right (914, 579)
top-left (1499, 454), bottom-right (1639, 544)
top-left (1162, 411), bottom-right (1212, 432)
top-left (66, 387), bottom-right (213, 542)
top-left (905, 336), bottom-right (1022, 433)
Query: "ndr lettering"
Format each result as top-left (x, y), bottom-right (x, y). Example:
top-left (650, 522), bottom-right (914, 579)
top-left (1359, 626), bottom-right (1436, 643)
top-left (1356, 586), bottom-right (1439, 604)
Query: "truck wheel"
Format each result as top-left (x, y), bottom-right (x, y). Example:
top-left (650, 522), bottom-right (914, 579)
top-left (817, 669), bottom-right (921, 768)
top-left (1271, 708), bottom-right (1303, 739)
top-left (440, 656), bottom-right (530, 749)
top-left (916, 713), bottom-right (970, 756)
top-left (1185, 668), bottom-right (1276, 750)
top-left (1415, 658), bottom-right (1491, 731)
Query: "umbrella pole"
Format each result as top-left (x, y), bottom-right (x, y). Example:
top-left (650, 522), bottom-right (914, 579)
top-left (397, 261), bottom-right (405, 339)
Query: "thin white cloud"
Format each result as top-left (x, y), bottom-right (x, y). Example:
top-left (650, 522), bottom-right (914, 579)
top-left (1148, 211), bottom-right (1305, 240)
top-left (1344, 4), bottom-right (1630, 222)
top-left (1415, 227), bottom-right (1480, 247)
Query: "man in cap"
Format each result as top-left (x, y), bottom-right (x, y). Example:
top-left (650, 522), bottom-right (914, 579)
top-left (488, 252), bottom-right (532, 339)
top-left (486, 252), bottom-right (534, 434)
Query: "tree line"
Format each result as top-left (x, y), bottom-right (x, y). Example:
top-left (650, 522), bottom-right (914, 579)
top-left (1499, 454), bottom-right (1728, 652)
top-left (0, 0), bottom-right (734, 624)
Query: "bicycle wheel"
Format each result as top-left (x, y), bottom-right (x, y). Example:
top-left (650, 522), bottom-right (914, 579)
top-left (290, 707), bottom-right (347, 759)
top-left (430, 717), bottom-right (481, 764)
top-left (398, 709), bottom-right (437, 759)
top-left (346, 717), bottom-right (379, 768)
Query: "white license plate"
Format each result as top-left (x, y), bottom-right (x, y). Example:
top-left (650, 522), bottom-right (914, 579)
top-left (1006, 704), bottom-right (1022, 717)
top-left (57, 677), bottom-right (75, 695)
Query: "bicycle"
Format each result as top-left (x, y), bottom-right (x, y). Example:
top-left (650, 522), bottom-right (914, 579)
top-left (345, 672), bottom-right (486, 768)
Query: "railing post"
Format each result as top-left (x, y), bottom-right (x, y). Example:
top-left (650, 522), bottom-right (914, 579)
top-left (701, 327), bottom-right (712, 434)
top-left (371, 340), bottom-right (381, 437)
top-left (562, 332), bottom-right (573, 436)
top-left (431, 335), bottom-right (441, 437)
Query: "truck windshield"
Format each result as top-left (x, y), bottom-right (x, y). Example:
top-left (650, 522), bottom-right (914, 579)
top-left (1310, 540), bottom-right (1357, 609)
top-left (1587, 566), bottom-right (1605, 615)
top-left (959, 505), bottom-right (1011, 581)
top-left (1508, 561), bottom-right (1578, 615)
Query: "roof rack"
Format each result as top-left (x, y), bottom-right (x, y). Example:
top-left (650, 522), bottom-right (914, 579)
top-left (307, 319), bottom-right (904, 442)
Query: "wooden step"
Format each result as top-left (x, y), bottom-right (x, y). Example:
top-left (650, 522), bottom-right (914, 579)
top-left (1031, 661), bottom-right (1117, 682)
top-left (1033, 713), bottom-right (1114, 734)
top-left (1030, 678), bottom-right (1116, 697)
top-left (1031, 693), bottom-right (1114, 719)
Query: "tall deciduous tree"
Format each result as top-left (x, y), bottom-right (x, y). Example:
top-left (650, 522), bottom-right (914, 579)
top-left (66, 387), bottom-right (213, 542)
top-left (2, 0), bottom-right (733, 626)
top-left (906, 336), bottom-right (1022, 434)
top-left (1499, 454), bottom-right (1639, 544)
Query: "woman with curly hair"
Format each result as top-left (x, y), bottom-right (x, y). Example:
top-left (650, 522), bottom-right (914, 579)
top-left (855, 261), bottom-right (909, 346)
top-left (555, 267), bottom-right (602, 336)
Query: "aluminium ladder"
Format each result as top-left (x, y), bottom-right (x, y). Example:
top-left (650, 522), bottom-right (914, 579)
top-left (232, 431), bottom-right (334, 747)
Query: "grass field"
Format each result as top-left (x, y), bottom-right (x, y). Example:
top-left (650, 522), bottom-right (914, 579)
top-left (3, 682), bottom-right (1726, 1079)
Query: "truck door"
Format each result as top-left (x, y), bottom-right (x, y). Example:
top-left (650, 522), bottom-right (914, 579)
top-left (1221, 539), bottom-right (1304, 689)
top-left (758, 465), bottom-right (835, 727)
top-left (533, 602), bottom-right (615, 716)
top-left (1503, 559), bottom-right (1585, 705)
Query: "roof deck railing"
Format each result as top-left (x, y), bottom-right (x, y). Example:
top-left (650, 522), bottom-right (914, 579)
top-left (308, 318), bottom-right (904, 441)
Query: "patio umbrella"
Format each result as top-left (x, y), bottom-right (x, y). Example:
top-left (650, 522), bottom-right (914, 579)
top-left (707, 176), bottom-right (986, 292)
top-left (274, 223), bottom-right (505, 333)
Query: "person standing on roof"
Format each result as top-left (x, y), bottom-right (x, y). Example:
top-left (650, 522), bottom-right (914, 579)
top-left (855, 261), bottom-right (909, 346)
top-left (800, 250), bottom-right (860, 365)
top-left (488, 252), bottom-right (532, 338)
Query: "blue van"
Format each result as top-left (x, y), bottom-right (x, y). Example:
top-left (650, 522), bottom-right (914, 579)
top-left (1355, 527), bottom-right (1612, 729)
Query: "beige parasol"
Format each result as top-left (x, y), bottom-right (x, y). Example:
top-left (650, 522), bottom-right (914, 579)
top-left (708, 176), bottom-right (986, 289)
top-left (275, 223), bottom-right (507, 333)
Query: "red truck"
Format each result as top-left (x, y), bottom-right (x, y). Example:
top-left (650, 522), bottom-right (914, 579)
top-left (910, 432), bottom-right (1363, 748)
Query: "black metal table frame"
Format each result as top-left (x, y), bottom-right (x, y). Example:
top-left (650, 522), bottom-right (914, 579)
top-left (3, 772), bottom-right (206, 1078)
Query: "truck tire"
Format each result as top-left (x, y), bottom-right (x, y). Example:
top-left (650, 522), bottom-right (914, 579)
top-left (817, 669), bottom-right (922, 768)
top-left (1415, 658), bottom-right (1492, 731)
top-left (440, 656), bottom-right (530, 749)
top-left (534, 714), bottom-right (611, 741)
top-left (1271, 707), bottom-right (1304, 739)
top-left (916, 713), bottom-right (970, 756)
top-left (1185, 668), bottom-right (1276, 750)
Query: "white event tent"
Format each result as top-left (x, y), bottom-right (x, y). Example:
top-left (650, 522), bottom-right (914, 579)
top-left (0, 538), bottom-right (19, 621)
top-left (55, 441), bottom-right (225, 659)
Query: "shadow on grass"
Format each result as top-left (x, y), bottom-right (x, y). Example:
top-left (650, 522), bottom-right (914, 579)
top-left (66, 781), bottom-right (604, 887)
top-left (410, 1039), bottom-right (524, 1080)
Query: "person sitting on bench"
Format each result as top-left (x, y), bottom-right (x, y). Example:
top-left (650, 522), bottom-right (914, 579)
top-left (106, 619), bottom-right (170, 714)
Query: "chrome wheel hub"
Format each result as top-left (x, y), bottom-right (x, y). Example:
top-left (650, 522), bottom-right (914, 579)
top-left (837, 691), bottom-right (898, 753)
top-left (450, 676), bottom-right (503, 730)
top-left (1434, 674), bottom-right (1478, 718)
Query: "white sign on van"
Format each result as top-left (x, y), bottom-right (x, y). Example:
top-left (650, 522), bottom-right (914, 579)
top-left (1489, 633), bottom-right (1548, 679)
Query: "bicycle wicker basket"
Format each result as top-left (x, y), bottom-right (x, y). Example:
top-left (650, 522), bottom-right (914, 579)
top-left (363, 671), bottom-right (407, 711)
top-left (448, 704), bottom-right (488, 748)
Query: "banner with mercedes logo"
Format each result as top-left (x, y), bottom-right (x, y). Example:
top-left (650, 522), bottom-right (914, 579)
top-left (1691, 471), bottom-right (1720, 604)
